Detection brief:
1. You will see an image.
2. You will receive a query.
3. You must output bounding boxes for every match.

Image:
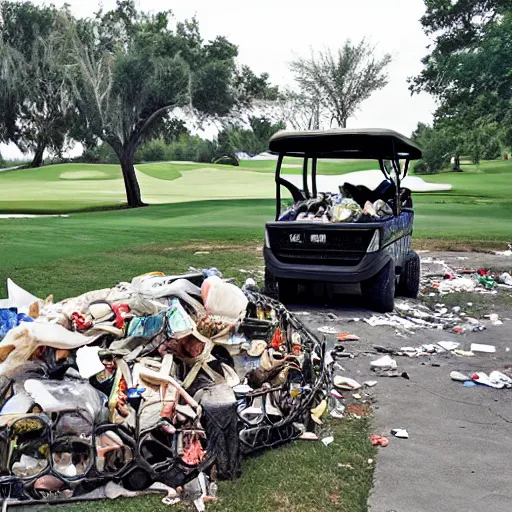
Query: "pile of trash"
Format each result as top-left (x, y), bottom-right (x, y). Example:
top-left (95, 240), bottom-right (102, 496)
top-left (278, 181), bottom-right (412, 224)
top-left (0, 272), bottom-right (327, 507)
top-left (421, 259), bottom-right (512, 295)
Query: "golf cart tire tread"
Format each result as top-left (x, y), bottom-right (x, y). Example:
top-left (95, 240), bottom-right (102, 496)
top-left (399, 251), bottom-right (420, 298)
top-left (362, 260), bottom-right (395, 313)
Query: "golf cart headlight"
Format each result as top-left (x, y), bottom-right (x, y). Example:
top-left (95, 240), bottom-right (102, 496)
top-left (367, 230), bottom-right (380, 253)
top-left (265, 229), bottom-right (270, 248)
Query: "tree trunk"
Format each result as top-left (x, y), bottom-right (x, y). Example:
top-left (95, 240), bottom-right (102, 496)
top-left (452, 155), bottom-right (463, 172)
top-left (30, 141), bottom-right (46, 168)
top-left (119, 146), bottom-right (146, 208)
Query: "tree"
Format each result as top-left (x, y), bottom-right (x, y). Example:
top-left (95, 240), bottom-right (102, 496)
top-left (0, 1), bottom-right (74, 167)
top-left (290, 39), bottom-right (392, 128)
top-left (411, 123), bottom-right (455, 174)
top-left (66, 1), bottom-right (269, 207)
top-left (411, 1), bottom-right (512, 163)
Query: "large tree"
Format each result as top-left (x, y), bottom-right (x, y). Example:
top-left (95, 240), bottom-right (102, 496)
top-left (66, 1), bottom-right (257, 207)
top-left (290, 39), bottom-right (392, 128)
top-left (411, 1), bottom-right (512, 154)
top-left (0, 1), bottom-right (74, 167)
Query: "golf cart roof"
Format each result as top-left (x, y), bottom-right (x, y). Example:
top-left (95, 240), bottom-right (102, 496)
top-left (269, 128), bottom-right (422, 160)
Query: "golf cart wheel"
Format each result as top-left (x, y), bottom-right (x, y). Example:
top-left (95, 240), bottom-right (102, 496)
top-left (399, 251), bottom-right (420, 298)
top-left (264, 268), bottom-right (278, 299)
top-left (362, 260), bottom-right (396, 313)
top-left (277, 278), bottom-right (298, 304)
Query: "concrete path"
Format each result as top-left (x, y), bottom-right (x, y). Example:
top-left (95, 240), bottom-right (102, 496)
top-left (295, 251), bottom-right (512, 512)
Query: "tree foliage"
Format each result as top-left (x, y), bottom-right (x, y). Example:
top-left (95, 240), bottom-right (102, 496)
top-left (290, 39), bottom-right (391, 128)
top-left (0, 1), bottom-right (74, 167)
top-left (412, 1), bottom-right (512, 163)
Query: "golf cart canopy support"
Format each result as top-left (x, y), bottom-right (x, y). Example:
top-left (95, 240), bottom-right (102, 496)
top-left (269, 128), bottom-right (422, 220)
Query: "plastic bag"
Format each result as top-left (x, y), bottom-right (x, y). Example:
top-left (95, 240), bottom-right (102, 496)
top-left (331, 199), bottom-right (362, 223)
top-left (201, 276), bottom-right (248, 320)
top-left (0, 308), bottom-right (19, 339)
top-left (24, 379), bottom-right (105, 419)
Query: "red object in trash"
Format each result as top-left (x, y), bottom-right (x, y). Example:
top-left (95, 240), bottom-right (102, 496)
top-left (111, 304), bottom-right (131, 329)
top-left (271, 327), bottom-right (283, 349)
top-left (370, 434), bottom-right (389, 447)
top-left (477, 268), bottom-right (489, 276)
top-left (472, 373), bottom-right (480, 380)
top-left (443, 274), bottom-right (456, 280)
top-left (71, 312), bottom-right (92, 331)
top-left (452, 327), bottom-right (464, 334)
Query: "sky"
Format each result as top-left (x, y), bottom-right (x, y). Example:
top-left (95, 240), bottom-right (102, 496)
top-left (1, 0), bottom-right (437, 159)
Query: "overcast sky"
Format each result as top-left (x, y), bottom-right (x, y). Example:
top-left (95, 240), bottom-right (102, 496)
top-left (2, 0), bottom-right (436, 159)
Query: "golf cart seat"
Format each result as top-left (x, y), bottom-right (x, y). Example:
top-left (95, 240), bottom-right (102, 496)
top-left (342, 181), bottom-right (413, 209)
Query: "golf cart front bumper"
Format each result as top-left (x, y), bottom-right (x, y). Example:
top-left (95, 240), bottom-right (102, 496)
top-left (264, 246), bottom-right (392, 283)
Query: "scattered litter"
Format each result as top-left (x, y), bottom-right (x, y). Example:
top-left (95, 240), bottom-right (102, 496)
top-left (470, 343), bottom-right (496, 354)
top-left (486, 313), bottom-right (503, 326)
top-left (364, 381), bottom-right (378, 388)
top-left (438, 278), bottom-right (475, 294)
top-left (370, 435), bottom-right (389, 447)
top-left (194, 251), bottom-right (211, 256)
top-left (450, 371), bottom-right (471, 382)
top-left (499, 272), bottom-right (512, 286)
top-left (464, 381), bottom-right (477, 388)
top-left (321, 436), bottom-right (334, 447)
top-left (452, 349), bottom-right (475, 357)
top-left (299, 432), bottom-right (319, 441)
top-left (337, 333), bottom-right (360, 342)
top-left (318, 326), bottom-right (338, 335)
top-left (391, 428), bottom-right (409, 439)
top-left (352, 393), bottom-right (362, 400)
top-left (438, 341), bottom-right (460, 351)
top-left (472, 371), bottom-right (512, 389)
top-left (333, 376), bottom-right (362, 390)
top-left (370, 355), bottom-right (397, 370)
top-left (338, 463), bottom-right (354, 469)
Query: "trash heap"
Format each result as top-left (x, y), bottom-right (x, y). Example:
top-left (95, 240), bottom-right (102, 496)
top-left (0, 272), bottom-right (327, 507)
top-left (420, 258), bottom-right (512, 295)
top-left (278, 182), bottom-right (412, 223)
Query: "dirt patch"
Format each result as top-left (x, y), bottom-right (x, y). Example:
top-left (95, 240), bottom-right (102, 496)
top-left (163, 244), bottom-right (262, 252)
top-left (413, 239), bottom-right (508, 252)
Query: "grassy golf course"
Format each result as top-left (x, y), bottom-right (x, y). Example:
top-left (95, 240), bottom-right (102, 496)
top-left (0, 157), bottom-right (510, 511)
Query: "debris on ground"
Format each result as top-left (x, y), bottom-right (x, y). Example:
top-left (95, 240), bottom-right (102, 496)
top-left (0, 274), bottom-right (330, 507)
top-left (370, 435), bottom-right (389, 447)
top-left (391, 428), bottom-right (409, 439)
top-left (450, 371), bottom-right (471, 382)
top-left (363, 299), bottom-right (490, 335)
top-left (470, 343), bottom-right (496, 353)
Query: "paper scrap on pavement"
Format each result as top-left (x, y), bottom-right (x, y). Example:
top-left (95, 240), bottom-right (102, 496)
top-left (438, 341), bottom-right (460, 351)
top-left (470, 343), bottom-right (496, 353)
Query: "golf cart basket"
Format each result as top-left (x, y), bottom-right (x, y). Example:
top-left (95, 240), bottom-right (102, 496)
top-left (263, 128), bottom-right (423, 312)
top-left (270, 128), bottom-right (422, 219)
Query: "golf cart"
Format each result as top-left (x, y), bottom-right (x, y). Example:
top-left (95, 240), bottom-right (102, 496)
top-left (263, 128), bottom-right (423, 312)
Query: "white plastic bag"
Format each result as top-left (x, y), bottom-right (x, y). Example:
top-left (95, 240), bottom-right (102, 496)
top-left (201, 276), bottom-right (248, 320)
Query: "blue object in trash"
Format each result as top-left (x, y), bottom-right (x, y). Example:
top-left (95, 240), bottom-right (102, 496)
top-left (0, 308), bottom-right (19, 339)
top-left (203, 268), bottom-right (222, 278)
top-left (463, 381), bottom-right (477, 388)
top-left (17, 313), bottom-right (34, 324)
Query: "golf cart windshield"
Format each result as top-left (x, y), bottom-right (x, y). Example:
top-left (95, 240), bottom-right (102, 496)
top-left (268, 128), bottom-right (422, 220)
